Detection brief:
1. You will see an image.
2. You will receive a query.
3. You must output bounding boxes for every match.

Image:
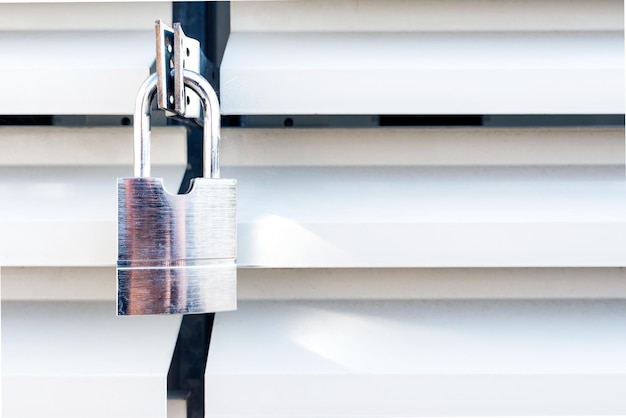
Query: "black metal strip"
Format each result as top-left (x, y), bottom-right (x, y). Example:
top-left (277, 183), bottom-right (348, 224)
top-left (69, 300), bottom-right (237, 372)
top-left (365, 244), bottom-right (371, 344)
top-left (167, 3), bottom-right (230, 418)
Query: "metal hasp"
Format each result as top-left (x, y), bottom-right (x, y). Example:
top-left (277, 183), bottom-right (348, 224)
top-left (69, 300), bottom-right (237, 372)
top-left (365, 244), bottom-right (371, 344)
top-left (155, 19), bottom-right (202, 120)
top-left (117, 68), bottom-right (236, 315)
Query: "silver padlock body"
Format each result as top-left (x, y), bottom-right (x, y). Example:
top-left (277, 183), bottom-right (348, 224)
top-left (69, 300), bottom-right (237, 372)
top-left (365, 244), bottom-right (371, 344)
top-left (117, 177), bottom-right (236, 315)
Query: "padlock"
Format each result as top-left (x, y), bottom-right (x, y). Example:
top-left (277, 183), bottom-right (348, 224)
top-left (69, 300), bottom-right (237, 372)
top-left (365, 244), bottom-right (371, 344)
top-left (117, 69), bottom-right (236, 316)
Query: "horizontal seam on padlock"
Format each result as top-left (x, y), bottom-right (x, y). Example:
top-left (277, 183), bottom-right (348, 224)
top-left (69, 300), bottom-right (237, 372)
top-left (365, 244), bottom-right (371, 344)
top-left (118, 258), bottom-right (236, 268)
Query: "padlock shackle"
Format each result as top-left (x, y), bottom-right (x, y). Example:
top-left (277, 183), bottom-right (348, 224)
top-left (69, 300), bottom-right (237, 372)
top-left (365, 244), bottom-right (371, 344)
top-left (183, 69), bottom-right (221, 179)
top-left (134, 73), bottom-right (158, 178)
top-left (133, 70), bottom-right (221, 179)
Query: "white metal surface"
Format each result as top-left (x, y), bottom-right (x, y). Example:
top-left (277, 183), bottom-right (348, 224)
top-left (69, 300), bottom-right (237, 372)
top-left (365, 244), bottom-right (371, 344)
top-left (0, 0), bottom-right (169, 3)
top-left (226, 1), bottom-right (624, 113)
top-left (0, 126), bottom-right (186, 166)
top-left (236, 268), bottom-right (626, 301)
top-left (221, 31), bottom-right (624, 115)
top-left (0, 126), bottom-right (186, 267)
top-left (0, 32), bottom-right (155, 115)
top-left (231, 0), bottom-right (624, 32)
top-left (221, 127), bottom-right (624, 167)
top-left (206, 300), bottom-right (626, 417)
top-left (0, 2), bottom-right (171, 30)
top-left (1, 1), bottom-right (623, 416)
top-left (2, 267), bottom-right (114, 301)
top-left (1, 127), bottom-right (623, 268)
top-left (1, 166), bottom-right (624, 268)
top-left (5, 267), bottom-right (626, 302)
top-left (233, 166), bottom-right (626, 268)
top-left (2, 301), bottom-right (181, 418)
top-left (0, 2), bottom-right (171, 115)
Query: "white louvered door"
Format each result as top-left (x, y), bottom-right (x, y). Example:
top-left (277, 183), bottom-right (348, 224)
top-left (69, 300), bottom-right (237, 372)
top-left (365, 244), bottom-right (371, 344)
top-left (1, 1), bottom-right (624, 418)
top-left (1, 3), bottom-right (184, 418)
top-left (206, 1), bottom-right (626, 417)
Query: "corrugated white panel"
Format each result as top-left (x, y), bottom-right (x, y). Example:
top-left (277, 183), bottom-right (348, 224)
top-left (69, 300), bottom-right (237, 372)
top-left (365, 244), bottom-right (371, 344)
top-left (2, 301), bottom-right (181, 418)
top-left (0, 2), bottom-right (171, 114)
top-left (221, 31), bottom-right (624, 115)
top-left (206, 300), bottom-right (626, 417)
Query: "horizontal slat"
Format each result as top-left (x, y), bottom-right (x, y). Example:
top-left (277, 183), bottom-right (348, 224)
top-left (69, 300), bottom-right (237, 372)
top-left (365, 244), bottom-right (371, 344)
top-left (206, 300), bottom-right (626, 417)
top-left (0, 32), bottom-right (154, 114)
top-left (5, 267), bottom-right (626, 302)
top-left (239, 221), bottom-right (626, 268)
top-left (221, 32), bottom-right (624, 115)
top-left (0, 166), bottom-right (183, 267)
top-left (0, 2), bottom-right (170, 30)
top-left (232, 0), bottom-right (623, 32)
top-left (233, 166), bottom-right (626, 268)
top-left (2, 301), bottom-right (180, 418)
top-left (237, 268), bottom-right (626, 300)
top-left (0, 127), bottom-right (186, 166)
top-left (0, 219), bottom-right (116, 267)
top-left (1, 267), bottom-right (114, 301)
top-left (1, 166), bottom-right (625, 268)
top-left (0, 0), bottom-right (170, 3)
top-left (221, 127), bottom-right (624, 167)
top-left (0, 166), bottom-right (183, 219)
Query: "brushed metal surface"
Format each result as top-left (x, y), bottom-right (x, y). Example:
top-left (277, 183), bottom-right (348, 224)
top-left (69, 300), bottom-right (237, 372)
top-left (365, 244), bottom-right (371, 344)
top-left (118, 177), bottom-right (236, 261)
top-left (117, 263), bottom-right (236, 315)
top-left (117, 177), bottom-right (237, 315)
